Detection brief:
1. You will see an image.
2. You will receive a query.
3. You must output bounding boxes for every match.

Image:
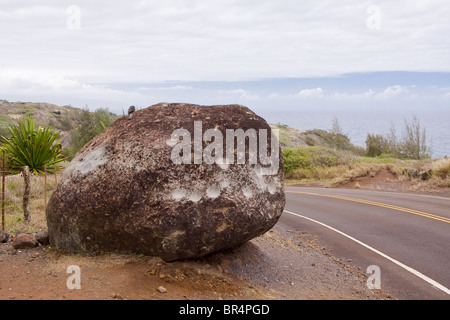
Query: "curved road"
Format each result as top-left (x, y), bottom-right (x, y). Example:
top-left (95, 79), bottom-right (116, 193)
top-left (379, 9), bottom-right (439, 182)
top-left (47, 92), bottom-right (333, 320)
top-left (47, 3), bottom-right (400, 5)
top-left (280, 187), bottom-right (450, 300)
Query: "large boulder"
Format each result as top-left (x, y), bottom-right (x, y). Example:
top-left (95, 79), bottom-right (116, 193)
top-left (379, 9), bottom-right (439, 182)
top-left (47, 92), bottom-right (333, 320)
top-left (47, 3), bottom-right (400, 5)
top-left (46, 103), bottom-right (285, 261)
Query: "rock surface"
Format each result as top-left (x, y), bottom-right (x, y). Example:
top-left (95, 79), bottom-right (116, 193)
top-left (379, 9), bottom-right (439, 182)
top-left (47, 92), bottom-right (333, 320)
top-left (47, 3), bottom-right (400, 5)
top-left (12, 233), bottom-right (38, 249)
top-left (46, 103), bottom-right (285, 261)
top-left (0, 230), bottom-right (10, 243)
top-left (35, 229), bottom-right (49, 246)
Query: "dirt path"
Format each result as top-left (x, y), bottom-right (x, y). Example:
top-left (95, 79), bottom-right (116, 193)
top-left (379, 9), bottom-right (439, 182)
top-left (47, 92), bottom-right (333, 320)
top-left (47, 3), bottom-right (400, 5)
top-left (0, 223), bottom-right (393, 300)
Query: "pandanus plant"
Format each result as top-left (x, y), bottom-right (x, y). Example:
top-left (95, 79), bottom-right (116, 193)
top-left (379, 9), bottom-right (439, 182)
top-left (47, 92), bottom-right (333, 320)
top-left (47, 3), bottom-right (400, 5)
top-left (1, 117), bottom-right (65, 221)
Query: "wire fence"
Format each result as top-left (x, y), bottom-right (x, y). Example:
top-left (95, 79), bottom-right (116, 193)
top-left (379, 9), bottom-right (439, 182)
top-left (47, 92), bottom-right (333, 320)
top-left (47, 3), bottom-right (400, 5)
top-left (1, 160), bottom-right (58, 231)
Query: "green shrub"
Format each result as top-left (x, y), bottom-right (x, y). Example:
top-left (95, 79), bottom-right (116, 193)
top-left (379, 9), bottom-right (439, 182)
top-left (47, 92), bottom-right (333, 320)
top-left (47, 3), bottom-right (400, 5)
top-left (283, 146), bottom-right (354, 179)
top-left (70, 108), bottom-right (116, 156)
top-left (283, 148), bottom-right (312, 176)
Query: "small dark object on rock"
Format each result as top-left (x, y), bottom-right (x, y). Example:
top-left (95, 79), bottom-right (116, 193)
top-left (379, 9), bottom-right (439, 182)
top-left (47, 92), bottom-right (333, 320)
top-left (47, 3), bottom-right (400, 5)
top-left (128, 105), bottom-right (135, 120)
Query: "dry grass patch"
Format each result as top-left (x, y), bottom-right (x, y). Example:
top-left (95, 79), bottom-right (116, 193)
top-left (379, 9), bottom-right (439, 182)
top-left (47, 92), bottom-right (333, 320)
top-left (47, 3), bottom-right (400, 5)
top-left (433, 157), bottom-right (450, 179)
top-left (2, 173), bottom-right (56, 233)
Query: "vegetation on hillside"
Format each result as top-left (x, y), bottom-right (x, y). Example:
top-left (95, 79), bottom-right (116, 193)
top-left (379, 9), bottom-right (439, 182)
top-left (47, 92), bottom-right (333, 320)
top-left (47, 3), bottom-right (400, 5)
top-left (64, 108), bottom-right (116, 159)
top-left (281, 116), bottom-right (449, 190)
top-left (0, 100), bottom-right (118, 160)
top-left (0, 100), bottom-right (83, 133)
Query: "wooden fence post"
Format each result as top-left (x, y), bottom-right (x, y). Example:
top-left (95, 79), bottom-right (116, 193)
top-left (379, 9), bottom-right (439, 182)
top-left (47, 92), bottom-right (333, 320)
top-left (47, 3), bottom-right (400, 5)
top-left (22, 166), bottom-right (31, 222)
top-left (44, 165), bottom-right (47, 210)
top-left (1, 155), bottom-right (5, 231)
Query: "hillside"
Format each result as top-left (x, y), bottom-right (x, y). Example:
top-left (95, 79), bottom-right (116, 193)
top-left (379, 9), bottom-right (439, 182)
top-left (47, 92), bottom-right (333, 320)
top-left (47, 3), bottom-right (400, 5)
top-left (0, 100), bottom-right (83, 128)
top-left (270, 123), bottom-right (363, 153)
top-left (0, 100), bottom-right (117, 149)
top-left (271, 124), bottom-right (316, 148)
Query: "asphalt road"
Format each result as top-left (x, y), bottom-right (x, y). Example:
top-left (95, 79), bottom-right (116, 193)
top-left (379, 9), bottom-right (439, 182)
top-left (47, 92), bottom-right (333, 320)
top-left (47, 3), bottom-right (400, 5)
top-left (280, 187), bottom-right (450, 300)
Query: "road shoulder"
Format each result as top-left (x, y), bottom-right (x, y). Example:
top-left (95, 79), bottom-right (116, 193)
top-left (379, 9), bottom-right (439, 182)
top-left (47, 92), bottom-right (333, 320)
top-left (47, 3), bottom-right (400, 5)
top-left (0, 222), bottom-right (394, 300)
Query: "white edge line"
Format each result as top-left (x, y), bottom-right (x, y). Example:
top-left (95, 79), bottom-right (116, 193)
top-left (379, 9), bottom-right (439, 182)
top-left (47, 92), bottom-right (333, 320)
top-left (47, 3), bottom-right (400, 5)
top-left (283, 209), bottom-right (450, 296)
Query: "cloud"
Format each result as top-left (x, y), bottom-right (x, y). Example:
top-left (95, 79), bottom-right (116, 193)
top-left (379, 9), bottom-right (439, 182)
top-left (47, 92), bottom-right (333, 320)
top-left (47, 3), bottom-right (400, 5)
top-left (1, 1), bottom-right (449, 112)
top-left (331, 90), bottom-right (375, 101)
top-left (139, 85), bottom-right (194, 91)
top-left (267, 85), bottom-right (423, 102)
top-left (218, 89), bottom-right (260, 100)
top-left (375, 85), bottom-right (410, 99)
top-left (268, 93), bottom-right (279, 99)
top-left (295, 88), bottom-right (324, 98)
top-left (1, 0), bottom-right (450, 84)
top-left (0, 71), bottom-right (143, 110)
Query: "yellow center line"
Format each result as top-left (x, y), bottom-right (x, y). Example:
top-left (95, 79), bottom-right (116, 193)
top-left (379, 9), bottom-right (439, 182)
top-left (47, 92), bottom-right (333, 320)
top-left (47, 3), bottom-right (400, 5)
top-left (286, 191), bottom-right (450, 224)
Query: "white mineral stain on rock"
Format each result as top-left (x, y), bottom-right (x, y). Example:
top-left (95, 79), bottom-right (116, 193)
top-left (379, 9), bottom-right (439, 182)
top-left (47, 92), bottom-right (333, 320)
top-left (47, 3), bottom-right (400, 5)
top-left (242, 186), bottom-right (254, 198)
top-left (165, 139), bottom-right (177, 147)
top-left (206, 185), bottom-right (221, 199)
top-left (267, 181), bottom-right (277, 195)
top-left (69, 146), bottom-right (108, 177)
top-left (188, 190), bottom-right (202, 202)
top-left (171, 188), bottom-right (186, 201)
top-left (252, 165), bottom-right (269, 192)
top-left (216, 159), bottom-right (229, 170)
top-left (220, 178), bottom-right (230, 189)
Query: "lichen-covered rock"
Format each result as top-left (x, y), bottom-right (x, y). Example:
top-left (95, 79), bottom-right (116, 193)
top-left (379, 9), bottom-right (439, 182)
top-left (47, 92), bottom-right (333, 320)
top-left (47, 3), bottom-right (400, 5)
top-left (46, 103), bottom-right (285, 261)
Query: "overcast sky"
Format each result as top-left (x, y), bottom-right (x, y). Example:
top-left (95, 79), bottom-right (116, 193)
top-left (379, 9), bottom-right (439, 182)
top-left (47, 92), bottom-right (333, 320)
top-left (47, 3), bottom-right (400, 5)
top-left (1, 0), bottom-right (450, 118)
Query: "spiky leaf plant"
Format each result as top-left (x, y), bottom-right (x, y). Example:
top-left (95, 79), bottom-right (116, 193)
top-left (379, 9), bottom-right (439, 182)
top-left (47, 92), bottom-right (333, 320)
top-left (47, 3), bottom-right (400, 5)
top-left (1, 117), bottom-right (65, 174)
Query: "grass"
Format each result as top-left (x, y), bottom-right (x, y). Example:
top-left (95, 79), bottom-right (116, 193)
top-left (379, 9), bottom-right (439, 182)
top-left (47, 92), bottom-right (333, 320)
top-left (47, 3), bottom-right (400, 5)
top-left (1, 173), bottom-right (57, 233)
top-left (433, 157), bottom-right (450, 179)
top-left (283, 146), bottom-right (450, 191)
